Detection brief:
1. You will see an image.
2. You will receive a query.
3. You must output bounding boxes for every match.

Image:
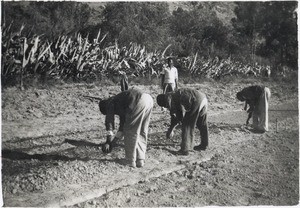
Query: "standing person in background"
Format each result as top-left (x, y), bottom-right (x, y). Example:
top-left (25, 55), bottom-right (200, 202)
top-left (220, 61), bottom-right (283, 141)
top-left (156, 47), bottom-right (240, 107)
top-left (156, 88), bottom-right (209, 155)
top-left (161, 57), bottom-right (178, 94)
top-left (99, 89), bottom-right (153, 168)
top-left (236, 85), bottom-right (271, 132)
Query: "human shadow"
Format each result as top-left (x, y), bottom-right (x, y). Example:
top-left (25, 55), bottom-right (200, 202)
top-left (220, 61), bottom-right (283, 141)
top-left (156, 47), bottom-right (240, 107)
top-left (64, 138), bottom-right (125, 148)
top-left (12, 142), bottom-right (67, 152)
top-left (209, 122), bottom-right (268, 135)
top-left (64, 138), bottom-right (101, 148)
top-left (6, 129), bottom-right (99, 144)
top-left (162, 147), bottom-right (192, 156)
top-left (2, 148), bottom-right (129, 165)
top-left (148, 142), bottom-right (179, 147)
top-left (209, 122), bottom-right (251, 133)
top-left (248, 128), bottom-right (266, 134)
top-left (2, 149), bottom-right (89, 161)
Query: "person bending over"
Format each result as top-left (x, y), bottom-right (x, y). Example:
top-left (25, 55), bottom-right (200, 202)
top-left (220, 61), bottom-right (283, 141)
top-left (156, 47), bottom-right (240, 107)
top-left (236, 85), bottom-right (271, 132)
top-left (156, 88), bottom-right (209, 155)
top-left (99, 88), bottom-right (153, 168)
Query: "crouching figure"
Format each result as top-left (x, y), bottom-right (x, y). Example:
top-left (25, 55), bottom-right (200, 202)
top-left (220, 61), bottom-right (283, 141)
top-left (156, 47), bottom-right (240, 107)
top-left (99, 89), bottom-right (153, 168)
top-left (236, 85), bottom-right (271, 132)
top-left (157, 88), bottom-right (209, 155)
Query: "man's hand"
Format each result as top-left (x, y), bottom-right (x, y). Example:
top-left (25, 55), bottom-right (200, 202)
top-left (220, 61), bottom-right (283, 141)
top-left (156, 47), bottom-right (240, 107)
top-left (175, 80), bottom-right (178, 90)
top-left (102, 133), bottom-right (114, 153)
top-left (166, 114), bottom-right (179, 139)
top-left (102, 142), bottom-right (112, 153)
top-left (166, 129), bottom-right (174, 139)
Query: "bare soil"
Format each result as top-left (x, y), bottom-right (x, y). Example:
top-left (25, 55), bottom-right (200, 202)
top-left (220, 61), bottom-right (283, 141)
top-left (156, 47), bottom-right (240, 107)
top-left (1, 78), bottom-right (299, 207)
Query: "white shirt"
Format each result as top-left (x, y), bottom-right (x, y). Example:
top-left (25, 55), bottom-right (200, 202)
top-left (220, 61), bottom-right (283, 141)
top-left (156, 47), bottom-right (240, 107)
top-left (162, 66), bottom-right (178, 84)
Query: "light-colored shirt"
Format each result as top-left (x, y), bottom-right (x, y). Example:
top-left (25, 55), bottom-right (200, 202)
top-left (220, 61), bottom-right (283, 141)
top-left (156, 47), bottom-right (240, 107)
top-left (162, 66), bottom-right (178, 84)
top-left (105, 89), bottom-right (143, 131)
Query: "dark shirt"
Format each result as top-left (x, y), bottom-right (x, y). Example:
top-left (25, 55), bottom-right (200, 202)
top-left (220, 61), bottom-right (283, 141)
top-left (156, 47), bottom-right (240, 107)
top-left (167, 88), bottom-right (206, 121)
top-left (237, 85), bottom-right (264, 108)
top-left (105, 89), bottom-right (143, 131)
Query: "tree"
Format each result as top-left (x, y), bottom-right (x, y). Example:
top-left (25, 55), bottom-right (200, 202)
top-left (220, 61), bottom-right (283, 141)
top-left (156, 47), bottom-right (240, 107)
top-left (232, 1), bottom-right (298, 68)
top-left (258, 1), bottom-right (297, 68)
top-left (232, 2), bottom-right (265, 63)
top-left (1, 2), bottom-right (31, 34)
top-left (169, 2), bottom-right (232, 58)
top-left (2, 2), bottom-right (92, 39)
top-left (100, 2), bottom-right (170, 50)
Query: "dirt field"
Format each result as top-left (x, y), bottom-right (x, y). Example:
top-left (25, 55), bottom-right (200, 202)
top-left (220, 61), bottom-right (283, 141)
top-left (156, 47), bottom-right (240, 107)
top-left (1, 78), bottom-right (299, 207)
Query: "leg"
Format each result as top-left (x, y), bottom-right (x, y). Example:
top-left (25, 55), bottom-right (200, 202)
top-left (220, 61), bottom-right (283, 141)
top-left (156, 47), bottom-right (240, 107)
top-left (162, 84), bottom-right (170, 111)
top-left (123, 108), bottom-right (144, 166)
top-left (258, 87), bottom-right (271, 132)
top-left (194, 105), bottom-right (208, 151)
top-left (136, 103), bottom-right (153, 167)
top-left (181, 109), bottom-right (198, 153)
top-left (123, 94), bottom-right (153, 167)
top-left (163, 83), bottom-right (169, 94)
top-left (164, 83), bottom-right (175, 94)
top-left (252, 109), bottom-right (259, 130)
top-left (123, 127), bottom-right (138, 167)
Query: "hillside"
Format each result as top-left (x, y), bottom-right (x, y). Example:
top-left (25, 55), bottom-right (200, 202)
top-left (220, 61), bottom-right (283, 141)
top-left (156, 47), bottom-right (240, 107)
top-left (87, 2), bottom-right (236, 27)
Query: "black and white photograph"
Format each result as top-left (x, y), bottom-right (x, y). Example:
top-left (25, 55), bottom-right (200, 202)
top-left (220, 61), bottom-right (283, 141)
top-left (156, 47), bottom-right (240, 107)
top-left (1, 1), bottom-right (299, 207)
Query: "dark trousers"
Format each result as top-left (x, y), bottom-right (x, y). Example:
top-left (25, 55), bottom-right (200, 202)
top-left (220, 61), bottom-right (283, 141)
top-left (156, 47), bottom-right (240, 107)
top-left (181, 101), bottom-right (208, 152)
top-left (163, 83), bottom-right (175, 94)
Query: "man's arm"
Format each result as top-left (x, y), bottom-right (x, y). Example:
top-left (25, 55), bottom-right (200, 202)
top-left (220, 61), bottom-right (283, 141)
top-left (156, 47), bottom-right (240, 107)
top-left (166, 114), bottom-right (180, 139)
top-left (246, 111), bottom-right (252, 125)
top-left (244, 101), bottom-right (248, 111)
top-left (104, 103), bottom-right (115, 144)
top-left (118, 115), bottom-right (125, 132)
top-left (167, 93), bottom-right (184, 139)
top-left (112, 115), bottom-right (125, 144)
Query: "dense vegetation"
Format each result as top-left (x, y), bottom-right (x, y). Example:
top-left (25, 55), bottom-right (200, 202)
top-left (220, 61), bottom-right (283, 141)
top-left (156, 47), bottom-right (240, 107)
top-left (1, 1), bottom-right (298, 87)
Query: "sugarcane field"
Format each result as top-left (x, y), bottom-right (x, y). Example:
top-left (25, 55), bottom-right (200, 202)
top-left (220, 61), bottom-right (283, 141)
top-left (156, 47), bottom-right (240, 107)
top-left (1, 1), bottom-right (299, 207)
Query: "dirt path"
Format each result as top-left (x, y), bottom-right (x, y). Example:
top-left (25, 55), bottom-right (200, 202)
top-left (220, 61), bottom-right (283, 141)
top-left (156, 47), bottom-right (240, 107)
top-left (1, 81), bottom-right (299, 206)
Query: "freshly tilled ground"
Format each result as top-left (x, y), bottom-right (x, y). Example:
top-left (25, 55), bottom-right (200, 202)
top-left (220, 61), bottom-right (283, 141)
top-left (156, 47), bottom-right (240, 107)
top-left (1, 78), bottom-right (299, 206)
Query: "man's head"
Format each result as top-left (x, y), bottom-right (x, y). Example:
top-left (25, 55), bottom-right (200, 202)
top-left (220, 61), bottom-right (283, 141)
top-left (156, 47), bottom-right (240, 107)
top-left (157, 94), bottom-right (167, 108)
top-left (157, 93), bottom-right (172, 109)
top-left (167, 57), bottom-right (173, 67)
top-left (237, 85), bottom-right (263, 102)
top-left (99, 99), bottom-right (109, 115)
top-left (236, 90), bottom-right (246, 101)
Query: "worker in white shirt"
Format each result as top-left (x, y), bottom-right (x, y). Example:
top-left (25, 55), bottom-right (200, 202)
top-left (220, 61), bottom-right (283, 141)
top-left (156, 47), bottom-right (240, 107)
top-left (161, 57), bottom-right (178, 94)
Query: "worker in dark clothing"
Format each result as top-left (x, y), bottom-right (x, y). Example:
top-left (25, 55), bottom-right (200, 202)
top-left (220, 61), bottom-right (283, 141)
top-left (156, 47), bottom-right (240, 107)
top-left (236, 85), bottom-right (271, 132)
top-left (99, 89), bottom-right (153, 168)
top-left (156, 88), bottom-right (209, 155)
